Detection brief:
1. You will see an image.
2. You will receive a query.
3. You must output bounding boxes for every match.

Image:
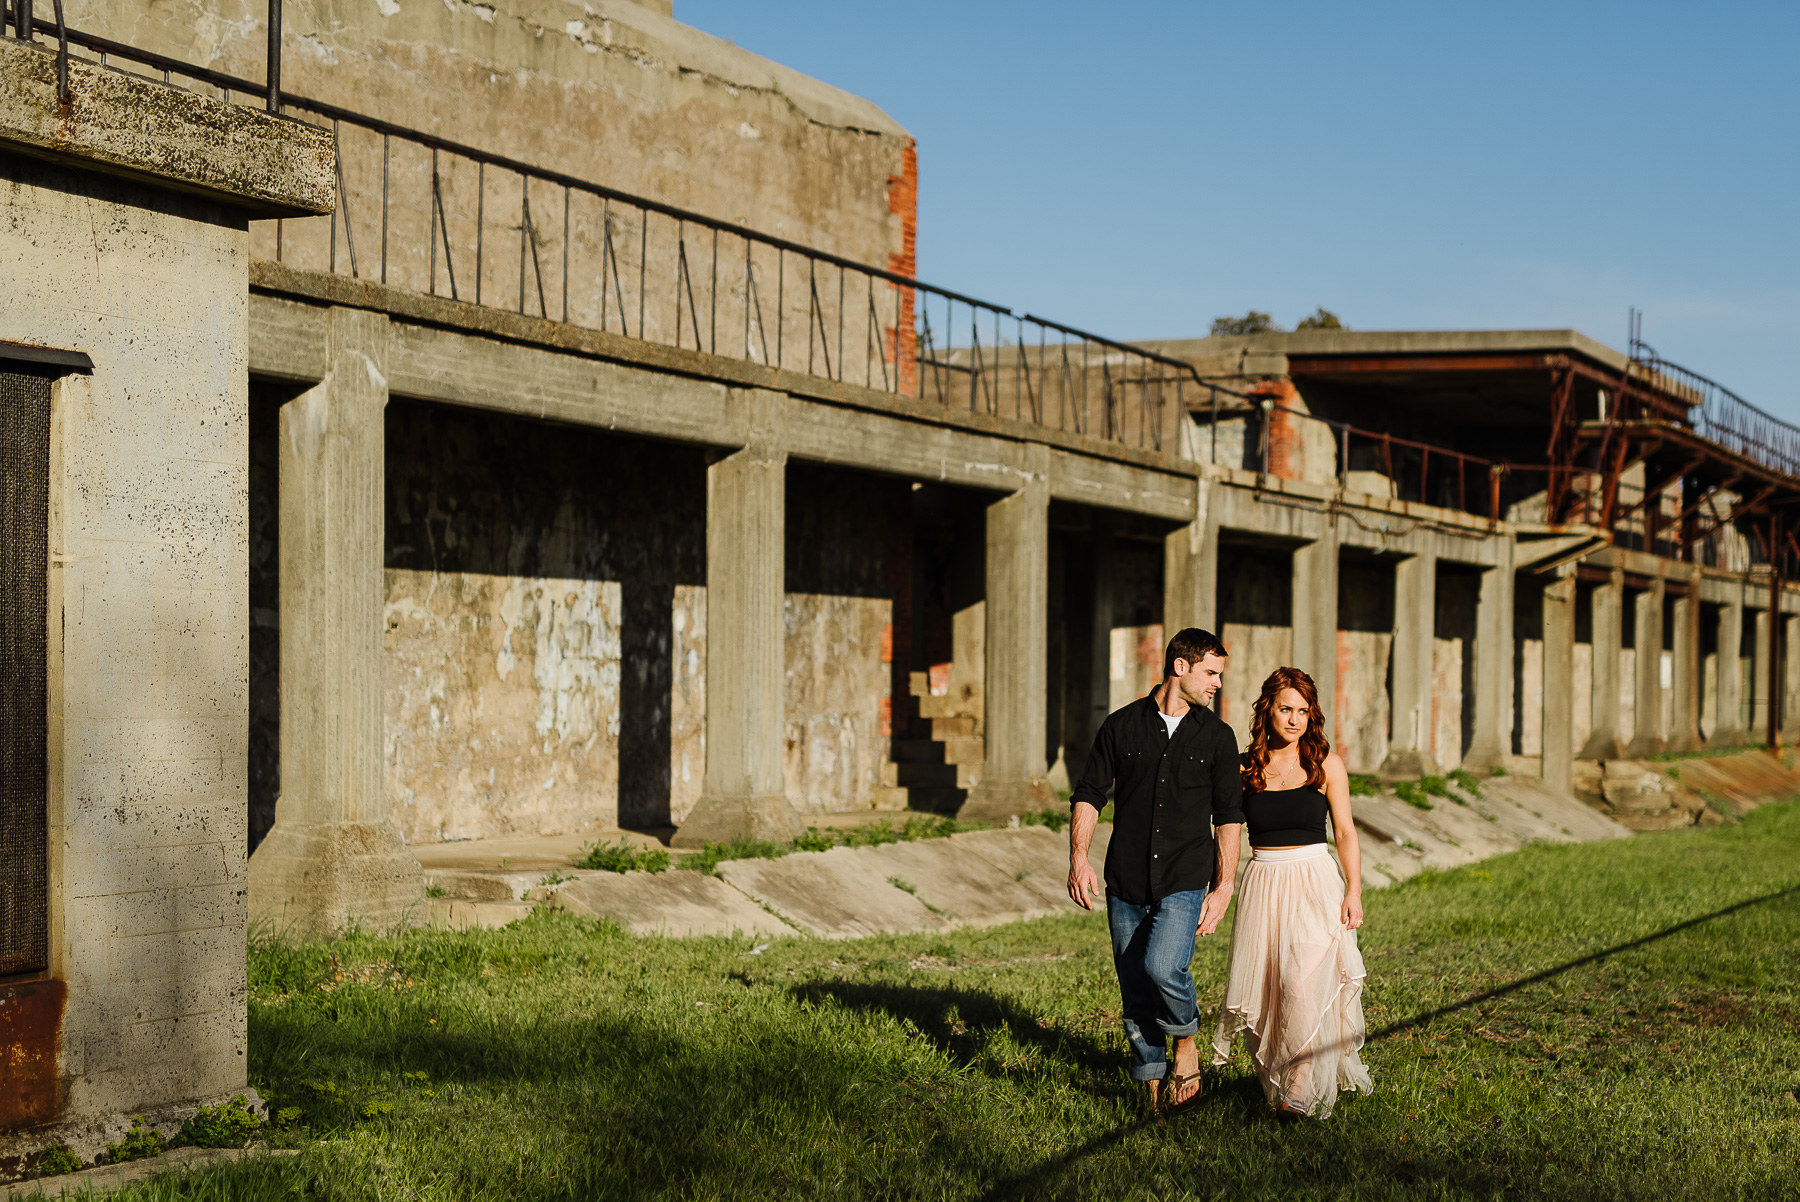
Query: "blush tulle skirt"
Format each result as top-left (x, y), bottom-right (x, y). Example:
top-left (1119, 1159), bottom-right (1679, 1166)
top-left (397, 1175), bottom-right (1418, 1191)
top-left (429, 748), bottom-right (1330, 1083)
top-left (1210, 843), bottom-right (1371, 1118)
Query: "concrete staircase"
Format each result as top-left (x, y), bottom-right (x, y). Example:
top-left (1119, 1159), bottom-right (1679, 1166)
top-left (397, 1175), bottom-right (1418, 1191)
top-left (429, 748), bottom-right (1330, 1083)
top-left (883, 667), bottom-right (984, 813)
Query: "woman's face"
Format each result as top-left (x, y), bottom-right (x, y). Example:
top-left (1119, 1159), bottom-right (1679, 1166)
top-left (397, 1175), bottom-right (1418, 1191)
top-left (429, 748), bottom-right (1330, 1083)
top-left (1270, 687), bottom-right (1310, 744)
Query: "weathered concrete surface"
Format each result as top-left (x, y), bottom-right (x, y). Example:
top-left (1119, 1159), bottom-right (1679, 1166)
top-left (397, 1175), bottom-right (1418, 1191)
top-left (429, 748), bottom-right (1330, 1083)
top-left (0, 1146), bottom-right (296, 1200)
top-left (251, 308), bottom-right (424, 933)
top-left (0, 39), bottom-right (332, 217)
top-left (77, 0), bottom-right (912, 308)
top-left (1351, 775), bottom-right (1629, 887)
top-left (0, 53), bottom-right (317, 1155)
top-left (716, 847), bottom-right (953, 939)
top-left (552, 871), bottom-right (788, 938)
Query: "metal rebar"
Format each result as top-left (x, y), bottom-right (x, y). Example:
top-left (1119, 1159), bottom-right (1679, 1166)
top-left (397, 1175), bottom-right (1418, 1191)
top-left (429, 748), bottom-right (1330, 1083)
top-left (51, 0), bottom-right (70, 102)
top-left (637, 207), bottom-right (646, 341)
top-left (429, 148), bottom-right (438, 295)
top-left (776, 250), bottom-right (784, 370)
top-left (380, 133), bottom-right (389, 284)
top-left (709, 227), bottom-right (717, 355)
top-left (561, 184), bottom-right (570, 323)
top-left (265, 0), bottom-right (281, 113)
top-left (475, 161), bottom-right (483, 306)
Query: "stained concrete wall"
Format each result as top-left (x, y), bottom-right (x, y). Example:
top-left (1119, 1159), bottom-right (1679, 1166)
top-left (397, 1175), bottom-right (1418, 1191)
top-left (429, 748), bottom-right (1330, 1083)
top-left (79, 1), bottom-right (916, 378)
top-left (0, 41), bottom-right (331, 1149)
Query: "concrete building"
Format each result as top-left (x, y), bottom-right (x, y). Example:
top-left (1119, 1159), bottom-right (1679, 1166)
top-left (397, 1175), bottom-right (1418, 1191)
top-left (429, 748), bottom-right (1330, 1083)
top-left (8, 6), bottom-right (1800, 1161)
top-left (0, 32), bottom-right (332, 1161)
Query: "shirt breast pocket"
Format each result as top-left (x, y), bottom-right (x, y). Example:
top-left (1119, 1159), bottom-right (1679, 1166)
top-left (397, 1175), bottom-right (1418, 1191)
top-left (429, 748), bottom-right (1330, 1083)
top-left (1176, 752), bottom-right (1212, 796)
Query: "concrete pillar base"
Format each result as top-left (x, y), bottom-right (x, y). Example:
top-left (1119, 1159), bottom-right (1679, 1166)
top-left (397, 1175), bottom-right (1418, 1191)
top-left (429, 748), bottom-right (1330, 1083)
top-left (672, 794), bottom-right (805, 848)
top-left (1578, 733), bottom-right (1628, 761)
top-left (1624, 735), bottom-right (1668, 758)
top-left (249, 821), bottom-right (424, 935)
top-left (957, 778), bottom-right (1054, 823)
top-left (1459, 743), bottom-right (1511, 773)
top-left (1705, 727), bottom-right (1748, 750)
top-left (1377, 750), bottom-right (1439, 780)
top-left (1666, 731), bottom-right (1705, 753)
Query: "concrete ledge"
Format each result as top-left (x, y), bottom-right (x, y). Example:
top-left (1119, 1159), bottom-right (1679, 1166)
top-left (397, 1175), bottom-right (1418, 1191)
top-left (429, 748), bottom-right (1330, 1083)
top-left (1, 1147), bottom-right (297, 1200)
top-left (0, 41), bottom-right (333, 218)
top-left (551, 871), bottom-right (788, 938)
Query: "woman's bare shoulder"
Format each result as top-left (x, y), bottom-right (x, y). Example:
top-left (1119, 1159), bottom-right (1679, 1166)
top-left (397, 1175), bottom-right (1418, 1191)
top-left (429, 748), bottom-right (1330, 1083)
top-left (1322, 752), bottom-right (1349, 780)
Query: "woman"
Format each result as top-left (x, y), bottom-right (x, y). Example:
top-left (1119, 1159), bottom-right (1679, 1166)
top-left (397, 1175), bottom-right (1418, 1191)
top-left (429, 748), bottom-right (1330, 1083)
top-left (1211, 666), bottom-right (1371, 1119)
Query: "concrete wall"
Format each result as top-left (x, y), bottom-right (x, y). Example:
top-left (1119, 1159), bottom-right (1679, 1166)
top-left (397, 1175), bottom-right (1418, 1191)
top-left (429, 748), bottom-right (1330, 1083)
top-left (0, 39), bottom-right (331, 1149)
top-left (78, 1), bottom-right (916, 373)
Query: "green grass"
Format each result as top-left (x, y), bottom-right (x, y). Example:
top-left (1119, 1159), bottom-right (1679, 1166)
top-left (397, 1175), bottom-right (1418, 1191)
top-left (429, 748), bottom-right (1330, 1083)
top-left (107, 804), bottom-right (1800, 1200)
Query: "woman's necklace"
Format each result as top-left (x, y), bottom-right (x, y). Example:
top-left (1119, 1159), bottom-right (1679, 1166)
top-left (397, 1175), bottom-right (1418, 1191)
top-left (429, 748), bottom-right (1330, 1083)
top-left (1266, 754), bottom-right (1302, 789)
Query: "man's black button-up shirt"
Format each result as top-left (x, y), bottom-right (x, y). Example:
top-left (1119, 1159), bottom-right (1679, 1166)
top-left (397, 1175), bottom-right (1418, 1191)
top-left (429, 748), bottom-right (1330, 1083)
top-left (1070, 695), bottom-right (1245, 906)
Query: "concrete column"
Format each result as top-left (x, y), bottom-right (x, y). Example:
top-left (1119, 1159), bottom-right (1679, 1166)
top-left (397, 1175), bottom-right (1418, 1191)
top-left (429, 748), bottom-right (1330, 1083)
top-left (1708, 588), bottom-right (1746, 747)
top-left (1463, 542), bottom-right (1515, 771)
top-left (1381, 538), bottom-right (1437, 777)
top-left (1668, 576), bottom-right (1704, 752)
top-left (1540, 571), bottom-right (1576, 795)
top-left (1290, 529), bottom-right (1340, 736)
top-left (1580, 569), bottom-right (1627, 759)
top-left (1751, 604), bottom-right (1772, 738)
top-left (1783, 609), bottom-right (1800, 743)
top-left (1626, 578), bottom-right (1667, 757)
top-left (962, 446), bottom-right (1054, 821)
top-left (1163, 475), bottom-right (1218, 635)
top-left (250, 307), bottom-right (423, 933)
top-left (674, 389), bottom-right (803, 847)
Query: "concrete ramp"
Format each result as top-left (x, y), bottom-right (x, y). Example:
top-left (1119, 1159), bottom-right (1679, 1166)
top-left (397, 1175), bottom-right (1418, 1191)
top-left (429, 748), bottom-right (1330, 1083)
top-left (552, 870), bottom-right (789, 938)
top-left (716, 846), bottom-right (956, 939)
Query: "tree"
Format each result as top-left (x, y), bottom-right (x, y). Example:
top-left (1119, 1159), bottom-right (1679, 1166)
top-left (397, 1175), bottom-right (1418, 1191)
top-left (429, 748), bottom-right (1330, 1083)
top-left (1295, 307), bottom-right (1345, 331)
top-left (1209, 310), bottom-right (1281, 336)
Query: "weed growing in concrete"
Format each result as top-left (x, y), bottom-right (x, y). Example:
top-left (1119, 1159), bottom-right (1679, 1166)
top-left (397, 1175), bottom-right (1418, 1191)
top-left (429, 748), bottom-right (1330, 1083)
top-left (1348, 773), bottom-right (1382, 796)
top-left (1420, 775), bottom-right (1453, 800)
top-left (680, 838), bottom-right (791, 875)
top-left (105, 1118), bottom-right (165, 1164)
top-left (172, 1096), bottom-right (261, 1149)
top-left (1490, 764), bottom-right (1509, 776)
top-left (576, 839), bottom-right (670, 874)
top-left (790, 815), bottom-right (971, 856)
top-left (1394, 779), bottom-right (1434, 809)
top-left (1449, 768), bottom-right (1484, 799)
top-left (29, 1144), bottom-right (81, 1179)
top-left (424, 884), bottom-right (446, 899)
top-left (1019, 807), bottom-right (1070, 832)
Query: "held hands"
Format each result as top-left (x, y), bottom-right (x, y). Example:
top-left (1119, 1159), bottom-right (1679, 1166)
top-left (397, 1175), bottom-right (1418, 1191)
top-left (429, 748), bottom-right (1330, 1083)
top-left (1067, 859), bottom-right (1102, 911)
top-left (1341, 892), bottom-right (1364, 930)
top-left (1196, 885), bottom-right (1233, 936)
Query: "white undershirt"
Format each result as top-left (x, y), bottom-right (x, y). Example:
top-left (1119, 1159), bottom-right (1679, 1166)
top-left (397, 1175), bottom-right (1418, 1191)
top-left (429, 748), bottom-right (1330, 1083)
top-left (1159, 709), bottom-right (1182, 738)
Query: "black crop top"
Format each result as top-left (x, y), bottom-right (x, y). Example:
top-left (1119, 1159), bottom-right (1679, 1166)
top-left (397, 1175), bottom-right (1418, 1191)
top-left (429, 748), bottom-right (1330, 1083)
top-left (1245, 786), bottom-right (1329, 847)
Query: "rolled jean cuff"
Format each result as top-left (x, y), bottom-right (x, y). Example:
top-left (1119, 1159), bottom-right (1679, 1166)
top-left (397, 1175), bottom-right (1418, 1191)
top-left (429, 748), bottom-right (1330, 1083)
top-left (1129, 1062), bottom-right (1168, 1083)
top-left (1158, 1017), bottom-right (1200, 1040)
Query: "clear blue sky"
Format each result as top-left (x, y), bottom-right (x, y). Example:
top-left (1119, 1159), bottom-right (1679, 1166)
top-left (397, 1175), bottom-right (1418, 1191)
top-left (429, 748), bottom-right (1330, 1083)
top-left (678, 0), bottom-right (1799, 417)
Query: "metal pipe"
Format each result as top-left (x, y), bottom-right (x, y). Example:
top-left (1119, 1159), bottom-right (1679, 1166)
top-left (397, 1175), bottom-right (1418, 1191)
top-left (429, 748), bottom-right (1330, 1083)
top-left (51, 0), bottom-right (69, 101)
top-left (265, 0), bottom-right (280, 114)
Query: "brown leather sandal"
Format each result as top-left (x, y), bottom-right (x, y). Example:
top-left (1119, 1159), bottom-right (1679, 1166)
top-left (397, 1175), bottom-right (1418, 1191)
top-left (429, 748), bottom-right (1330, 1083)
top-left (1162, 1070), bottom-right (1205, 1115)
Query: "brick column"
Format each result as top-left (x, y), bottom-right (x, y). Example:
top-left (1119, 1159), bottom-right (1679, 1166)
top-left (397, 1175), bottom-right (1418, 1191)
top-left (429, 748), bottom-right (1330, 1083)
top-left (250, 306), bottom-right (423, 933)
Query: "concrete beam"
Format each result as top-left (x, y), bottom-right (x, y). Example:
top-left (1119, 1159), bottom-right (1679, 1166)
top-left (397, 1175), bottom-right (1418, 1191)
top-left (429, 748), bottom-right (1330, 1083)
top-left (1463, 545), bottom-right (1515, 772)
top-left (1290, 530), bottom-right (1340, 737)
top-left (1540, 572), bottom-right (1576, 794)
top-left (1626, 578), bottom-right (1667, 757)
top-left (1669, 574), bottom-right (1703, 752)
top-left (674, 390), bottom-right (804, 847)
top-left (0, 39), bottom-right (333, 217)
top-left (1381, 538), bottom-right (1438, 778)
top-left (1580, 569), bottom-right (1627, 760)
top-left (249, 307), bottom-right (423, 933)
top-left (961, 446), bottom-right (1054, 821)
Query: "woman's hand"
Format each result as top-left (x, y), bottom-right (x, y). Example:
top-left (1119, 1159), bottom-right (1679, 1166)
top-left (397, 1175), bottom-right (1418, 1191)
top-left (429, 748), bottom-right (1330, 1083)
top-left (1340, 891), bottom-right (1363, 930)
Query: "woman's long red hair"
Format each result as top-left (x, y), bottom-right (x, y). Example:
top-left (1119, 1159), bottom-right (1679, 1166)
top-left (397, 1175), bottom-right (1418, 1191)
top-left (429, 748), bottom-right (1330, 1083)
top-left (1240, 666), bottom-right (1331, 794)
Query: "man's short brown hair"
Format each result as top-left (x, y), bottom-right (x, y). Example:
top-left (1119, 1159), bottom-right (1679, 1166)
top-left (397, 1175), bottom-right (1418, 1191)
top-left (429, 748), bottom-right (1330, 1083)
top-left (1164, 627), bottom-right (1227, 678)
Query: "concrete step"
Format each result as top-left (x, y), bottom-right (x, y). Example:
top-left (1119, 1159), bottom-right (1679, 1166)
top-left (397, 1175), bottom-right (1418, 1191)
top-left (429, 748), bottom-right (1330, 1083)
top-left (423, 869), bottom-right (543, 902)
top-left (889, 736), bottom-right (984, 765)
top-left (929, 715), bottom-right (980, 738)
top-left (918, 692), bottom-right (981, 720)
top-left (901, 786), bottom-right (967, 814)
top-left (426, 897), bottom-right (541, 929)
top-left (885, 761), bottom-right (959, 788)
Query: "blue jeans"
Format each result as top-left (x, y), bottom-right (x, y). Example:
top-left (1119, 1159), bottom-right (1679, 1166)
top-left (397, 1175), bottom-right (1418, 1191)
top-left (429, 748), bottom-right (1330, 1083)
top-left (1107, 888), bottom-right (1207, 1082)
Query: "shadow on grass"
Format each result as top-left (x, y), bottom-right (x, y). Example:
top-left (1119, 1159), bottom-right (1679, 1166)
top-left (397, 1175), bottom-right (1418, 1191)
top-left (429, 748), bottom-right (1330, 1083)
top-left (969, 881), bottom-right (1800, 1202)
top-left (790, 979), bottom-right (1120, 1080)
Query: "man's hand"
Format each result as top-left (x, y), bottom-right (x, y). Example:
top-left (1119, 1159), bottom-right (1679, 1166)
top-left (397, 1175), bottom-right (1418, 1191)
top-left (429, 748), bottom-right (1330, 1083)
top-left (1068, 858), bottom-right (1101, 910)
top-left (1196, 885), bottom-right (1234, 936)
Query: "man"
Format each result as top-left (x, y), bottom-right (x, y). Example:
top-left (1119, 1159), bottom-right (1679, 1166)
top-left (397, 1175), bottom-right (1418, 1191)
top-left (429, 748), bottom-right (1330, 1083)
top-left (1068, 627), bottom-right (1243, 1113)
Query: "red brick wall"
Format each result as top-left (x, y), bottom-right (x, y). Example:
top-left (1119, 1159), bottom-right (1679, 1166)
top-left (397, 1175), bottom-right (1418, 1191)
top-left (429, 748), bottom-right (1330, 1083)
top-left (886, 142), bottom-right (919, 396)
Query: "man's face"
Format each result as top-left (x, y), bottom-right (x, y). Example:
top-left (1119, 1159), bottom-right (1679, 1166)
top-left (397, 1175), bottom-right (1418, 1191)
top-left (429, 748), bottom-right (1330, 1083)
top-left (1173, 651), bottom-right (1226, 708)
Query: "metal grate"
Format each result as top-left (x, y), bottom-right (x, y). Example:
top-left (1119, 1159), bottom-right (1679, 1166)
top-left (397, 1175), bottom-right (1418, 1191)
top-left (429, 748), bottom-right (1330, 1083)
top-left (0, 369), bottom-right (50, 976)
